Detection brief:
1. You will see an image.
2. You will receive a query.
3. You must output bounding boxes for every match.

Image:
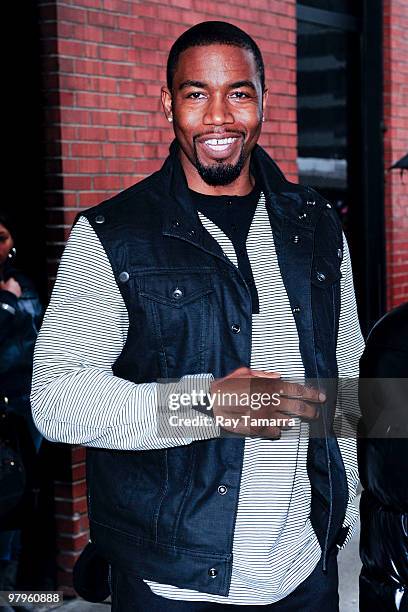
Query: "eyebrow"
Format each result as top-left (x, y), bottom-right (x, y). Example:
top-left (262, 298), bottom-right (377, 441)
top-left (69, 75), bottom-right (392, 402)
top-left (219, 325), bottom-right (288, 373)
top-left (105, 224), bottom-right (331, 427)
top-left (229, 80), bottom-right (257, 91)
top-left (178, 79), bottom-right (257, 91)
top-left (179, 80), bottom-right (207, 90)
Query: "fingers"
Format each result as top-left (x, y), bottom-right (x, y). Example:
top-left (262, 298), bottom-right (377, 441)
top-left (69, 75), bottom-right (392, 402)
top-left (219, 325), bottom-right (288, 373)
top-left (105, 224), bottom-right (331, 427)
top-left (278, 381), bottom-right (326, 404)
top-left (274, 399), bottom-right (318, 420)
top-left (250, 370), bottom-right (281, 379)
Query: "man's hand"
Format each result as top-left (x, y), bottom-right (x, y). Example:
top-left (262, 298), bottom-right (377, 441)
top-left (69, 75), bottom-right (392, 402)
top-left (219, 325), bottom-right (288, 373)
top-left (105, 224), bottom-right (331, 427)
top-left (0, 277), bottom-right (22, 298)
top-left (210, 366), bottom-right (325, 438)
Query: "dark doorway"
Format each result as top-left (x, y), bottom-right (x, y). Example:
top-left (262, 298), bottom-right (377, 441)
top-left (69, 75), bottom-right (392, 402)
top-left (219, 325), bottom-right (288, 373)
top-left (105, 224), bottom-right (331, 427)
top-left (6, 1), bottom-right (48, 304)
top-left (297, 1), bottom-right (385, 335)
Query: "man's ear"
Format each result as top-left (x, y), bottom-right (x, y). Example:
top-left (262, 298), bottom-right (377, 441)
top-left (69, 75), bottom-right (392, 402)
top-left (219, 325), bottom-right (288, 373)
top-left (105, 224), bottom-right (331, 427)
top-left (262, 88), bottom-right (269, 120)
top-left (161, 86), bottom-right (173, 122)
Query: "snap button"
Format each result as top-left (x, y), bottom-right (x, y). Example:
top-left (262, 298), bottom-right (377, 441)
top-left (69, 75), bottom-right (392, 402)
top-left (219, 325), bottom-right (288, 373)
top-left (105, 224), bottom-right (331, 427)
top-left (293, 235), bottom-right (300, 244)
top-left (208, 568), bottom-right (218, 578)
top-left (316, 271), bottom-right (326, 282)
top-left (95, 215), bottom-right (105, 224)
top-left (337, 248), bottom-right (342, 259)
top-left (292, 306), bottom-right (301, 313)
top-left (231, 323), bottom-right (241, 334)
top-left (217, 485), bottom-right (228, 495)
top-left (298, 213), bottom-right (307, 220)
top-left (118, 271), bottom-right (130, 283)
top-left (172, 288), bottom-right (183, 299)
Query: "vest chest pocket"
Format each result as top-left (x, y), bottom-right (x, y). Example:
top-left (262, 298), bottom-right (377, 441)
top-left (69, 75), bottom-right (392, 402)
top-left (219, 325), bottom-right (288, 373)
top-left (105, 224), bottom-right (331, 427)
top-left (134, 271), bottom-right (215, 377)
top-left (311, 255), bottom-right (342, 288)
top-left (137, 273), bottom-right (214, 307)
top-left (311, 254), bottom-right (342, 347)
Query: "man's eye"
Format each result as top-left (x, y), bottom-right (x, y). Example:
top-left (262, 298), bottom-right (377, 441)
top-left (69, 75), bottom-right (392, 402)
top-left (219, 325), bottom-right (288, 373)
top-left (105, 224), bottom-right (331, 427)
top-left (230, 91), bottom-right (249, 99)
top-left (187, 92), bottom-right (206, 99)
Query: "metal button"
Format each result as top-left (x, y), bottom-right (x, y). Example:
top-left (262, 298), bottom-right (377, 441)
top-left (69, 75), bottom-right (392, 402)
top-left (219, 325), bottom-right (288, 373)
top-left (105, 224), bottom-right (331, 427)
top-left (326, 203), bottom-right (332, 209)
top-left (95, 215), bottom-right (105, 224)
top-left (292, 306), bottom-right (301, 313)
top-left (316, 271), bottom-right (326, 282)
top-left (172, 288), bottom-right (183, 299)
top-left (298, 213), bottom-right (307, 220)
top-left (306, 200), bottom-right (315, 206)
top-left (208, 568), bottom-right (218, 578)
top-left (337, 248), bottom-right (342, 259)
top-left (231, 323), bottom-right (241, 334)
top-left (217, 485), bottom-right (228, 495)
top-left (293, 235), bottom-right (300, 244)
top-left (118, 271), bottom-right (130, 283)
top-left (226, 200), bottom-right (232, 205)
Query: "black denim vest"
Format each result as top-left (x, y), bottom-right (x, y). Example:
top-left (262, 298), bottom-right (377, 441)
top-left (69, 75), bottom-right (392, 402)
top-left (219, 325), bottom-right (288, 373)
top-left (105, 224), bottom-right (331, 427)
top-left (80, 143), bottom-right (349, 596)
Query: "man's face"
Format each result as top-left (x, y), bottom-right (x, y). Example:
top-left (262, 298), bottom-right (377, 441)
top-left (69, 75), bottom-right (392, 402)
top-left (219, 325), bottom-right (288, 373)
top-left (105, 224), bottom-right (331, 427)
top-left (162, 44), bottom-right (267, 187)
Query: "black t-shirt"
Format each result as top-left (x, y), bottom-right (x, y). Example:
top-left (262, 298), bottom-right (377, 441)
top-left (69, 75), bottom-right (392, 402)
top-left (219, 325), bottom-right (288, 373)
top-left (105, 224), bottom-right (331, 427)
top-left (189, 184), bottom-right (260, 313)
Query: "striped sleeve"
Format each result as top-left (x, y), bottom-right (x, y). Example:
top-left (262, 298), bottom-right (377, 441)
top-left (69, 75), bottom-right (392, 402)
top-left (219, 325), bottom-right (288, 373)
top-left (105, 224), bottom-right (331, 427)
top-left (335, 233), bottom-right (365, 547)
top-left (30, 216), bottom-right (219, 451)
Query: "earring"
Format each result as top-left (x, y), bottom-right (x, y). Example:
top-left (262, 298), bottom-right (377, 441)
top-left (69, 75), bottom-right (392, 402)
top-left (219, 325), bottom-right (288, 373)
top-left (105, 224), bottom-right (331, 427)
top-left (168, 116), bottom-right (173, 122)
top-left (8, 247), bottom-right (16, 260)
top-left (262, 115), bottom-right (265, 122)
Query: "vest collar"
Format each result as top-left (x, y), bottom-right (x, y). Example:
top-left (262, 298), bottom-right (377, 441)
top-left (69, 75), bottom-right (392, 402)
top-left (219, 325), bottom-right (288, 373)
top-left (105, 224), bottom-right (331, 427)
top-left (160, 139), bottom-right (326, 247)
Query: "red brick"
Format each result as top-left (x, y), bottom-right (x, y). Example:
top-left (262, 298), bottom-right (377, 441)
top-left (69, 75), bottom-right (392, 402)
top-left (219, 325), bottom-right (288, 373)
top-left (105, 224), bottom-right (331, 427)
top-left (93, 176), bottom-right (124, 190)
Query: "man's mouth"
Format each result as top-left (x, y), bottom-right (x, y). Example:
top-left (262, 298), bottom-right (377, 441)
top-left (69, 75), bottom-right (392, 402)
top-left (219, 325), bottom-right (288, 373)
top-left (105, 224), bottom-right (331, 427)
top-left (195, 134), bottom-right (243, 159)
top-left (202, 137), bottom-right (239, 152)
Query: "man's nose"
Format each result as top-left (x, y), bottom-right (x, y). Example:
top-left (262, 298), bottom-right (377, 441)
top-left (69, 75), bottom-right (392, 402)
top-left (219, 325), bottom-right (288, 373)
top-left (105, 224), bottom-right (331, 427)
top-left (203, 95), bottom-right (234, 125)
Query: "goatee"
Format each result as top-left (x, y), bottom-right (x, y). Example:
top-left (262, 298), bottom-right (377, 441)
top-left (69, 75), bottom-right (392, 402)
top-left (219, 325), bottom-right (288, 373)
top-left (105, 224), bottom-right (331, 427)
top-left (193, 142), bottom-right (247, 186)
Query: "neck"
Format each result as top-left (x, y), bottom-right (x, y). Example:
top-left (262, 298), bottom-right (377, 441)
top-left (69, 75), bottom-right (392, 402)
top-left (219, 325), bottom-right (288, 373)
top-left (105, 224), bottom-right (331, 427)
top-left (179, 150), bottom-right (254, 196)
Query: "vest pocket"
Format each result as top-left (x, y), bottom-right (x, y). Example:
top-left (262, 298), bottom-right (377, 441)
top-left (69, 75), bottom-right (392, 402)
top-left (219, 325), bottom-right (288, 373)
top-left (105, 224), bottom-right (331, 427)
top-left (137, 273), bottom-right (213, 307)
top-left (311, 255), bottom-right (342, 288)
top-left (134, 271), bottom-right (214, 376)
top-left (311, 254), bottom-right (342, 353)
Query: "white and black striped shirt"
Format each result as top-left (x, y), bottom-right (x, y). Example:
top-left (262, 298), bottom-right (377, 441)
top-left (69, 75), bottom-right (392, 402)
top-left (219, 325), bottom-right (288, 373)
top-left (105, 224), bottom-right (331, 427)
top-left (31, 192), bottom-right (364, 604)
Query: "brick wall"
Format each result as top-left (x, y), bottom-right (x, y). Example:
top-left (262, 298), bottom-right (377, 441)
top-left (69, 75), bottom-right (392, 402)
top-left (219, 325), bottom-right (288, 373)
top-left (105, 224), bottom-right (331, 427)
top-left (38, 0), bottom-right (298, 593)
top-left (383, 0), bottom-right (408, 308)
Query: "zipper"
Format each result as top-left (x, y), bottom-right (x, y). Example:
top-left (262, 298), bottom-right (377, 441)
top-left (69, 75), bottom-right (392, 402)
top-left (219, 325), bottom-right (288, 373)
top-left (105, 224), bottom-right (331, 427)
top-left (320, 380), bottom-right (333, 573)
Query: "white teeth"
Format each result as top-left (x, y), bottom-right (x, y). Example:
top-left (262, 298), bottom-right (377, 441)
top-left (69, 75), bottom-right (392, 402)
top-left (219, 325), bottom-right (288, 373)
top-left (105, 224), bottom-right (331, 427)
top-left (204, 137), bottom-right (236, 146)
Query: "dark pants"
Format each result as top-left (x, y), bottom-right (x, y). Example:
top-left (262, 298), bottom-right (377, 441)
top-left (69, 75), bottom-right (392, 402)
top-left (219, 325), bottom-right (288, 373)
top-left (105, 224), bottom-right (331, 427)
top-left (110, 551), bottom-right (339, 611)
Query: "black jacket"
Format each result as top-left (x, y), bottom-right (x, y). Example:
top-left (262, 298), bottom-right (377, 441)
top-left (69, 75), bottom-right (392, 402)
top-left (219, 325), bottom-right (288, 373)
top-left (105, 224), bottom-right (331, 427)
top-left (358, 302), bottom-right (408, 611)
top-left (0, 263), bottom-right (43, 528)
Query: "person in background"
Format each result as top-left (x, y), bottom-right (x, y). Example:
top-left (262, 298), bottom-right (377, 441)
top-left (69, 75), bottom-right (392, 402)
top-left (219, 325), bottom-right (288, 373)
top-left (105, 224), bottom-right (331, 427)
top-left (0, 212), bottom-right (43, 602)
top-left (358, 302), bottom-right (408, 612)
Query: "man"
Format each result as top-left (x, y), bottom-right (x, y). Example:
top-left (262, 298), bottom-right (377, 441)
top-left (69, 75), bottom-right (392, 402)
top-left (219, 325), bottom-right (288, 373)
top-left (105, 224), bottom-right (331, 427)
top-left (31, 21), bottom-right (364, 610)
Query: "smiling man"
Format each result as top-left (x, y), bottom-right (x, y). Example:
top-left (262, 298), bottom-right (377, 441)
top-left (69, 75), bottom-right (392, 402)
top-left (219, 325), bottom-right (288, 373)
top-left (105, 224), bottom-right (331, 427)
top-left (31, 21), bottom-right (364, 611)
